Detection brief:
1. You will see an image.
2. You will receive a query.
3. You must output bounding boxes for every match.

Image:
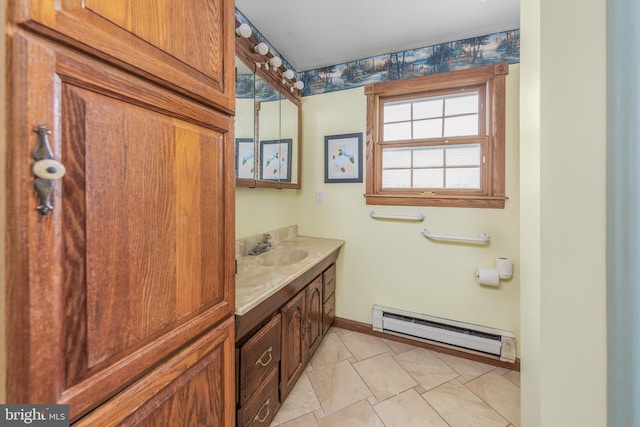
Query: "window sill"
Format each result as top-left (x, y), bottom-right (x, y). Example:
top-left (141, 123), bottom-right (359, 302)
top-left (364, 194), bottom-right (507, 209)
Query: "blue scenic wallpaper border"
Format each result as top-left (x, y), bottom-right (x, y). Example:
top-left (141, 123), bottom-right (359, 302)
top-left (299, 30), bottom-right (519, 96)
top-left (235, 9), bottom-right (519, 98)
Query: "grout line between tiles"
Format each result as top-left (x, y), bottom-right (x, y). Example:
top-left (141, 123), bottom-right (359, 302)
top-left (277, 328), bottom-right (519, 427)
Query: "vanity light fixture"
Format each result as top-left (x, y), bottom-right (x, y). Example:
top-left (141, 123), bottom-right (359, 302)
top-left (235, 23), bottom-right (252, 38)
top-left (268, 56), bottom-right (283, 70)
top-left (253, 42), bottom-right (270, 56)
top-left (282, 69), bottom-right (295, 80)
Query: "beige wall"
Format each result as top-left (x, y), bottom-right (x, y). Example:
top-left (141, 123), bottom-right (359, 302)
top-left (520, 0), bottom-right (607, 425)
top-left (1, 0), bottom-right (7, 403)
top-left (237, 66), bottom-right (522, 352)
top-left (236, 187), bottom-right (300, 238)
top-left (238, 2), bottom-right (609, 422)
top-left (235, 98), bottom-right (254, 140)
top-left (298, 68), bottom-right (520, 348)
top-left (519, 0), bottom-right (541, 423)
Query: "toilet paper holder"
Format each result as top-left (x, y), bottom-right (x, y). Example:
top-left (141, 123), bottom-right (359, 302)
top-left (476, 257), bottom-right (513, 287)
top-left (495, 257), bottom-right (513, 279)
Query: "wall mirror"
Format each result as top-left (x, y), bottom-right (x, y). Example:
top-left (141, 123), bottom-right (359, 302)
top-left (235, 29), bottom-right (302, 189)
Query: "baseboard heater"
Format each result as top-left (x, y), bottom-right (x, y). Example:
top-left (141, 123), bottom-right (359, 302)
top-left (372, 305), bottom-right (516, 363)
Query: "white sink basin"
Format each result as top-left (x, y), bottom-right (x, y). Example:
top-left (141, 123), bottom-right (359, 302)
top-left (257, 248), bottom-right (308, 267)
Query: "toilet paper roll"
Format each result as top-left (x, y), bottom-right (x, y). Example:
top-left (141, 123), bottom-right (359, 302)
top-left (476, 266), bottom-right (500, 287)
top-left (496, 257), bottom-right (513, 279)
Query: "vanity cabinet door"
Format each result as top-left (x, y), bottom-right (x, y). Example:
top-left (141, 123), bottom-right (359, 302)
top-left (306, 276), bottom-right (323, 357)
top-left (280, 290), bottom-right (307, 399)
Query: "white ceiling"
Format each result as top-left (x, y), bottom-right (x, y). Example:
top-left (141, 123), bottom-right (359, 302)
top-left (235, 0), bottom-right (521, 71)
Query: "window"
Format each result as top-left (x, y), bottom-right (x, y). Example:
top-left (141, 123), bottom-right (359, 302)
top-left (365, 63), bottom-right (509, 208)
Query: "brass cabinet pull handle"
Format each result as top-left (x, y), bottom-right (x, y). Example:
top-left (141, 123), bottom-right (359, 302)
top-left (32, 125), bottom-right (66, 215)
top-left (254, 399), bottom-right (270, 423)
top-left (255, 346), bottom-right (273, 367)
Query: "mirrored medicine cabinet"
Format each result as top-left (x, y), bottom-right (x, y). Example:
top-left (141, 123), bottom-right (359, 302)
top-left (235, 29), bottom-right (302, 189)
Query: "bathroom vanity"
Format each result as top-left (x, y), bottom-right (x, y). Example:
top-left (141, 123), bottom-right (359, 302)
top-left (235, 227), bottom-right (344, 426)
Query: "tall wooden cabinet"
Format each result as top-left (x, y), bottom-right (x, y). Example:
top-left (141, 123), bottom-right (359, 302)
top-left (5, 1), bottom-right (236, 425)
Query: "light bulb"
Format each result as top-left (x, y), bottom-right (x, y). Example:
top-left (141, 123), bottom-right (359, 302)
top-left (235, 23), bottom-right (252, 38)
top-left (282, 69), bottom-right (295, 80)
top-left (269, 56), bottom-right (282, 69)
top-left (253, 42), bottom-right (269, 56)
top-left (293, 80), bottom-right (304, 90)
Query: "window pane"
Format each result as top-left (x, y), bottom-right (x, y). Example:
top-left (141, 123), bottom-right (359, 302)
top-left (444, 115), bottom-right (478, 137)
top-left (446, 144), bottom-right (480, 166)
top-left (445, 93), bottom-right (478, 115)
top-left (382, 169), bottom-right (411, 188)
top-left (413, 119), bottom-right (442, 139)
top-left (384, 122), bottom-right (411, 140)
top-left (414, 168), bottom-right (443, 188)
top-left (365, 63), bottom-right (507, 206)
top-left (383, 148), bottom-right (412, 167)
top-left (384, 102), bottom-right (411, 122)
top-left (413, 98), bottom-right (443, 119)
top-left (413, 147), bottom-right (444, 167)
top-left (446, 167), bottom-right (480, 188)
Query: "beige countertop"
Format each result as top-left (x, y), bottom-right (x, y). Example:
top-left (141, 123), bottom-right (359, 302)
top-left (235, 232), bottom-right (344, 315)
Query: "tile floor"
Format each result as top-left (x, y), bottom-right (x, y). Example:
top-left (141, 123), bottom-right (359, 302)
top-left (269, 327), bottom-right (520, 427)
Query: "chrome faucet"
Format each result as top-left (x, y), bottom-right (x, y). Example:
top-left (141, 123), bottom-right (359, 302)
top-left (248, 234), bottom-right (272, 256)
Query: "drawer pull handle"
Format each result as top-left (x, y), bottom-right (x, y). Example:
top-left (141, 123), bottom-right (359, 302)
top-left (254, 399), bottom-right (270, 423)
top-left (255, 346), bottom-right (273, 367)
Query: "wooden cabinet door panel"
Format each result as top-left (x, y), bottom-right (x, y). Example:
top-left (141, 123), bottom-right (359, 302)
top-left (5, 33), bottom-right (235, 421)
top-left (10, 0), bottom-right (235, 112)
top-left (279, 291), bottom-right (306, 399)
top-left (306, 276), bottom-right (323, 357)
top-left (75, 317), bottom-right (235, 427)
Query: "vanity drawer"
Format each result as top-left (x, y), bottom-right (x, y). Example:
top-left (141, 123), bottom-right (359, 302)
top-left (239, 314), bottom-right (281, 406)
top-left (323, 293), bottom-right (335, 335)
top-left (237, 367), bottom-right (280, 427)
top-left (323, 264), bottom-right (336, 302)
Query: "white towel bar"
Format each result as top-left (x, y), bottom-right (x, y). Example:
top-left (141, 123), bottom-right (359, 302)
top-left (370, 211), bottom-right (425, 222)
top-left (421, 229), bottom-right (490, 244)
